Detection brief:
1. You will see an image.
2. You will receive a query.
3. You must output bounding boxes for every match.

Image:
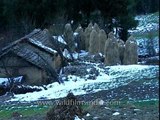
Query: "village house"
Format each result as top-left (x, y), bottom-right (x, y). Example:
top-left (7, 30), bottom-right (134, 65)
top-left (0, 29), bottom-right (63, 85)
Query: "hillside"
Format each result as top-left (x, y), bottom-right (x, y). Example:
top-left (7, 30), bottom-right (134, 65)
top-left (129, 12), bottom-right (159, 57)
top-left (0, 12), bottom-right (159, 120)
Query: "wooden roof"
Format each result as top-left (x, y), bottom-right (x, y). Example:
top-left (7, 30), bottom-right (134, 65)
top-left (0, 29), bottom-right (57, 69)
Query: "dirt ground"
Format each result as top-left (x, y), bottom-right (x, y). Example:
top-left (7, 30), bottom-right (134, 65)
top-left (0, 77), bottom-right (159, 120)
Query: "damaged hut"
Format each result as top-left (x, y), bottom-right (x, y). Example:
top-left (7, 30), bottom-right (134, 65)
top-left (0, 29), bottom-right (63, 85)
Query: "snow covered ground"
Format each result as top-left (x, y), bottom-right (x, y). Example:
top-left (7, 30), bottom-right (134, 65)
top-left (129, 12), bottom-right (159, 56)
top-left (8, 64), bottom-right (158, 102)
top-left (136, 37), bottom-right (159, 56)
top-left (129, 12), bottom-right (159, 33)
top-left (2, 12), bottom-right (159, 103)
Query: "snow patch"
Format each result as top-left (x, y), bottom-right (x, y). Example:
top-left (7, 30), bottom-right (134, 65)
top-left (74, 115), bottom-right (84, 120)
top-left (112, 112), bottom-right (120, 116)
top-left (29, 38), bottom-right (57, 53)
top-left (129, 13), bottom-right (159, 33)
top-left (58, 36), bottom-right (67, 44)
top-left (0, 76), bottom-right (23, 86)
top-left (63, 49), bottom-right (79, 60)
top-left (86, 113), bottom-right (91, 117)
top-left (8, 64), bottom-right (158, 102)
top-left (52, 36), bottom-right (67, 45)
top-left (74, 32), bottom-right (79, 36)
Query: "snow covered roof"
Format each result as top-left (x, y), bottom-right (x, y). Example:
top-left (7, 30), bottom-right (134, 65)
top-left (28, 38), bottom-right (57, 53)
top-left (27, 29), bottom-right (57, 54)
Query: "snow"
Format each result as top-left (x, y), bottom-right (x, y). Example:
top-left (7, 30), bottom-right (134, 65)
top-left (8, 64), bottom-right (158, 102)
top-left (0, 78), bottom-right (8, 85)
top-left (112, 112), bottom-right (120, 116)
top-left (129, 23), bottom-right (158, 33)
top-left (73, 52), bottom-right (79, 59)
top-left (58, 36), bottom-right (67, 44)
top-left (13, 76), bottom-right (23, 82)
top-left (63, 49), bottom-right (74, 59)
top-left (74, 32), bottom-right (79, 36)
top-left (108, 65), bottom-right (158, 81)
top-left (136, 38), bottom-right (148, 56)
top-left (79, 51), bottom-right (89, 57)
top-left (63, 49), bottom-right (79, 59)
top-left (74, 116), bottom-right (84, 120)
top-left (86, 113), bottom-right (91, 117)
top-left (134, 109), bottom-right (141, 112)
top-left (71, 20), bottom-right (74, 24)
top-left (63, 49), bottom-right (70, 58)
top-left (99, 100), bottom-right (105, 105)
top-left (0, 14), bottom-right (158, 120)
top-left (0, 76), bottom-right (23, 86)
top-left (136, 37), bottom-right (159, 56)
top-left (52, 36), bottom-right (67, 45)
top-left (128, 13), bottom-right (159, 56)
top-left (105, 107), bottom-right (111, 110)
top-left (129, 13), bottom-right (159, 33)
top-left (29, 38), bottom-right (57, 53)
